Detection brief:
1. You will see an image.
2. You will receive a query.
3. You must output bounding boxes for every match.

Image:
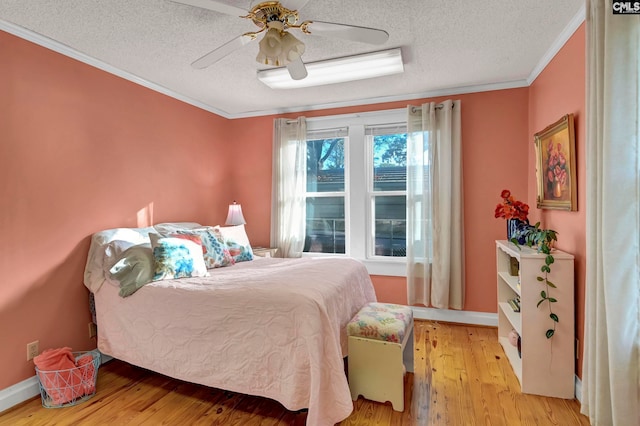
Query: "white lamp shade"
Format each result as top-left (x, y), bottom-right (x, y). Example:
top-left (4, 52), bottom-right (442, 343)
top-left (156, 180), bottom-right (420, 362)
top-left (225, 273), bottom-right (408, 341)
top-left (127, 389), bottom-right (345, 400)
top-left (225, 202), bottom-right (246, 226)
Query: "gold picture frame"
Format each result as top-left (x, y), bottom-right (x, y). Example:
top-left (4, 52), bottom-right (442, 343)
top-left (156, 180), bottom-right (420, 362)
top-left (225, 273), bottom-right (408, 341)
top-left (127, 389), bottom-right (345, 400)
top-left (534, 114), bottom-right (577, 211)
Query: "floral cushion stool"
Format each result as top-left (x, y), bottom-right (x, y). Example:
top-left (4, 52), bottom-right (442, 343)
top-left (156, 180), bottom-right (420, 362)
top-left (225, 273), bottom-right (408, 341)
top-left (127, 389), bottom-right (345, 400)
top-left (347, 302), bottom-right (414, 411)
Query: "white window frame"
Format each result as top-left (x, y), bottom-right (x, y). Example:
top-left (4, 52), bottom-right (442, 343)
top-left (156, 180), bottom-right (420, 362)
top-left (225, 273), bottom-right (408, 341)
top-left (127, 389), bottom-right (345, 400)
top-left (365, 123), bottom-right (407, 260)
top-left (304, 130), bottom-right (349, 256)
top-left (303, 108), bottom-right (407, 277)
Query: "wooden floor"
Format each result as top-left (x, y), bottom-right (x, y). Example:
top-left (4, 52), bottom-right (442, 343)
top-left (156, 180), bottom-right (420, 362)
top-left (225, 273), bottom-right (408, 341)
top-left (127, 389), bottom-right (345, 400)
top-left (0, 321), bottom-right (590, 425)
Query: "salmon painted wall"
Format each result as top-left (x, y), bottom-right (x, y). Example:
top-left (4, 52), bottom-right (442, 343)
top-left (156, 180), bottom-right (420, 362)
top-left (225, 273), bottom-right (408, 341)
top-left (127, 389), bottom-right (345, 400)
top-left (0, 31), bottom-right (232, 389)
top-left (0, 21), bottom-right (584, 393)
top-left (227, 88), bottom-right (530, 312)
top-left (528, 24), bottom-right (586, 377)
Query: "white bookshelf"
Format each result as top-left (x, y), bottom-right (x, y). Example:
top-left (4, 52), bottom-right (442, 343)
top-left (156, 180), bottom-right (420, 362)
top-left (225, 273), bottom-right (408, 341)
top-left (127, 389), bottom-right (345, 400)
top-left (496, 240), bottom-right (575, 399)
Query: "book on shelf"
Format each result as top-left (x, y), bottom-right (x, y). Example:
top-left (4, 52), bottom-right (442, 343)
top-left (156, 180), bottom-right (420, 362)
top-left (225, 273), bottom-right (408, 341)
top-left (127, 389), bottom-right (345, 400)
top-left (508, 297), bottom-right (521, 312)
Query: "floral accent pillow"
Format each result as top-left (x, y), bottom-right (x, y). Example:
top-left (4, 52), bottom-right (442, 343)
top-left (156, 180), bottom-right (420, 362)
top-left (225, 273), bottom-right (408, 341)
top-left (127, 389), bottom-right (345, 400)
top-left (174, 228), bottom-right (234, 269)
top-left (214, 225), bottom-right (254, 263)
top-left (149, 233), bottom-right (209, 281)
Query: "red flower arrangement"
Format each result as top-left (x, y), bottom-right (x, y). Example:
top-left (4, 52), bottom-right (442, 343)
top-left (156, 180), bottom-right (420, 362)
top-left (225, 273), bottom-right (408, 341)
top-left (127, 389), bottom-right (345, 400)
top-left (494, 190), bottom-right (529, 221)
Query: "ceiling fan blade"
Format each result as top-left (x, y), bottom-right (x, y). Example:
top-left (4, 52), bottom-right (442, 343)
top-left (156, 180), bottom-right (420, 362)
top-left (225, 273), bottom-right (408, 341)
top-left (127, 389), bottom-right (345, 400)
top-left (171, 0), bottom-right (247, 17)
top-left (286, 56), bottom-right (308, 80)
top-left (281, 0), bottom-right (311, 12)
top-left (191, 34), bottom-right (255, 69)
top-left (304, 21), bottom-right (389, 45)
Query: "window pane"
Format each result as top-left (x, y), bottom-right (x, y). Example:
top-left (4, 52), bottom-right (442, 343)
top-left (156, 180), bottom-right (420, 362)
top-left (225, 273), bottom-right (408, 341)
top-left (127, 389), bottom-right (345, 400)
top-left (307, 138), bottom-right (345, 192)
top-left (373, 196), bottom-right (406, 257)
top-left (373, 133), bottom-right (407, 191)
top-left (304, 197), bottom-right (345, 254)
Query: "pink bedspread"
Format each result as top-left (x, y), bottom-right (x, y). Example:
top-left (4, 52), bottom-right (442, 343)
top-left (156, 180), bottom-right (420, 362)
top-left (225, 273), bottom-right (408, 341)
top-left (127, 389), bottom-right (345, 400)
top-left (94, 257), bottom-right (376, 425)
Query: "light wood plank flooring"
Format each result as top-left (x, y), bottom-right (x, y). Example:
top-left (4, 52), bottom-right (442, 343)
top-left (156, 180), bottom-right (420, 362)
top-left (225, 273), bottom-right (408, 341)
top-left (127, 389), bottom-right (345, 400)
top-left (0, 321), bottom-right (590, 425)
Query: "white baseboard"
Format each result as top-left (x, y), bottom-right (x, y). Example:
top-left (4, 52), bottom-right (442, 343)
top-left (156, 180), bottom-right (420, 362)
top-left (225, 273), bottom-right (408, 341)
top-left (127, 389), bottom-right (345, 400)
top-left (411, 306), bottom-right (498, 327)
top-left (0, 351), bottom-right (113, 414)
top-left (0, 376), bottom-right (40, 414)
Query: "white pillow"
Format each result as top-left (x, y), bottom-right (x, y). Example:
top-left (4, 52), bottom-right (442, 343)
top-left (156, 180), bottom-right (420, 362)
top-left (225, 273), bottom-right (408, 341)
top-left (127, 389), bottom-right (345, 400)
top-left (84, 227), bottom-right (155, 293)
top-left (154, 222), bottom-right (202, 234)
top-left (84, 224), bottom-right (203, 293)
top-left (103, 240), bottom-right (138, 272)
top-left (108, 244), bottom-right (154, 297)
top-left (215, 224), bottom-right (251, 247)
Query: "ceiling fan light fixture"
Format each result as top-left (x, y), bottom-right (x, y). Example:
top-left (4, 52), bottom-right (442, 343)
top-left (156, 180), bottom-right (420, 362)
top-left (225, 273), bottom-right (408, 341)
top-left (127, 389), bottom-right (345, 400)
top-left (280, 31), bottom-right (305, 62)
top-left (257, 48), bottom-right (403, 89)
top-left (256, 27), bottom-right (284, 65)
top-left (256, 20), bottom-right (306, 67)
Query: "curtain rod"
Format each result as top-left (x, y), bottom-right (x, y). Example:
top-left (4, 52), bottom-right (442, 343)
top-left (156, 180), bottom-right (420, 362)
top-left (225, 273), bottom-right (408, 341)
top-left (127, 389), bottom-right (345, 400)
top-left (281, 120), bottom-right (347, 132)
top-left (284, 103), bottom-right (453, 123)
top-left (410, 102), bottom-right (455, 113)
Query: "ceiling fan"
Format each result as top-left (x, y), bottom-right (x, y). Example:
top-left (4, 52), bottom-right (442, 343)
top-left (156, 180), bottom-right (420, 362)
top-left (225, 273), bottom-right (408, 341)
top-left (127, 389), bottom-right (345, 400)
top-left (173, 0), bottom-right (390, 81)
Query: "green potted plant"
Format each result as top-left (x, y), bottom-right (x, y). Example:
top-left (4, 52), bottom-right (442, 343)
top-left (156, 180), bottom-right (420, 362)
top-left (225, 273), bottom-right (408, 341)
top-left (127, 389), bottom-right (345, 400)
top-left (512, 222), bottom-right (560, 339)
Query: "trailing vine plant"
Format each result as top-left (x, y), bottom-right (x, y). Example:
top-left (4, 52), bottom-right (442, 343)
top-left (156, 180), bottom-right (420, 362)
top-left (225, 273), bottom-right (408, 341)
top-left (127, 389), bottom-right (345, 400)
top-left (511, 222), bottom-right (559, 339)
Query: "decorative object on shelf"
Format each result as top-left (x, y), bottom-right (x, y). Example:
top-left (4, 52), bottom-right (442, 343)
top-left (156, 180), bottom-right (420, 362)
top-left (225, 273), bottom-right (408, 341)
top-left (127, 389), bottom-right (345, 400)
top-left (495, 189), bottom-right (530, 242)
top-left (225, 201), bottom-right (246, 226)
top-left (512, 222), bottom-right (560, 339)
top-left (534, 114), bottom-right (577, 211)
top-left (517, 336), bottom-right (522, 358)
top-left (509, 256), bottom-right (520, 276)
top-left (508, 329), bottom-right (519, 347)
top-left (507, 218), bottom-right (525, 242)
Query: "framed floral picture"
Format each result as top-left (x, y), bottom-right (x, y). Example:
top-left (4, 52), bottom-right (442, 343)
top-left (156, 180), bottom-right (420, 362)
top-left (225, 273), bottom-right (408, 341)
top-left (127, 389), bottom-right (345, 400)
top-left (534, 114), bottom-right (577, 210)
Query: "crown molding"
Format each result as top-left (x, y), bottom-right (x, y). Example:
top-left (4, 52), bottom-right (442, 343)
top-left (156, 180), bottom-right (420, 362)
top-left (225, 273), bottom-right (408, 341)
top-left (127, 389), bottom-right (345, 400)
top-left (2, 7), bottom-right (584, 120)
top-left (527, 3), bottom-right (586, 85)
top-left (232, 79), bottom-right (530, 119)
top-left (0, 19), bottom-right (234, 119)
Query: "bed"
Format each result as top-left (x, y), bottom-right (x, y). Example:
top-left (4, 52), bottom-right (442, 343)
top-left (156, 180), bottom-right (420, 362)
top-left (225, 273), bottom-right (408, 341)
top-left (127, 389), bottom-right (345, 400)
top-left (83, 223), bottom-right (377, 425)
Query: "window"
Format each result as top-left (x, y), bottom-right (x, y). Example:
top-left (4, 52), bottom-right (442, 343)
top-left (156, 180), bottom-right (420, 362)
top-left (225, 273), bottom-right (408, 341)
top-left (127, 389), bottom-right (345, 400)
top-left (303, 109), bottom-right (407, 276)
top-left (304, 130), bottom-right (347, 254)
top-left (367, 125), bottom-right (407, 258)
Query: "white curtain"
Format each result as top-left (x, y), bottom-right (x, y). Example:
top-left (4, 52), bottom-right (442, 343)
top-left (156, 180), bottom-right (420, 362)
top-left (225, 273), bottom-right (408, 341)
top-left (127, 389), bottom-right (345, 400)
top-left (581, 2), bottom-right (640, 425)
top-left (406, 100), bottom-right (464, 309)
top-left (270, 117), bottom-right (307, 257)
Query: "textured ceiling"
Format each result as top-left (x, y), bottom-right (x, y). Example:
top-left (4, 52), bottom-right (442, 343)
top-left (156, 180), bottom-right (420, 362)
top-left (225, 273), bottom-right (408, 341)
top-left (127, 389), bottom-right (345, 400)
top-left (0, 0), bottom-right (585, 118)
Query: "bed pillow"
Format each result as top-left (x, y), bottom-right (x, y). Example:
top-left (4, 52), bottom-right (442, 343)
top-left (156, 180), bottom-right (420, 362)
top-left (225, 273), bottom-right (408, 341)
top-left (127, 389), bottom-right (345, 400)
top-left (84, 227), bottom-right (155, 292)
top-left (173, 227), bottom-right (234, 269)
top-left (153, 222), bottom-right (202, 234)
top-left (149, 233), bottom-right (209, 281)
top-left (214, 225), bottom-right (254, 263)
top-left (108, 244), bottom-right (154, 297)
top-left (103, 240), bottom-right (139, 274)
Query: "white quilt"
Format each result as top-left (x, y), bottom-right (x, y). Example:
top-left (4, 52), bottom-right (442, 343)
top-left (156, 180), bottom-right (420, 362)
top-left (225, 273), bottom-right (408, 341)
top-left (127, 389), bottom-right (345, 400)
top-left (94, 256), bottom-right (377, 425)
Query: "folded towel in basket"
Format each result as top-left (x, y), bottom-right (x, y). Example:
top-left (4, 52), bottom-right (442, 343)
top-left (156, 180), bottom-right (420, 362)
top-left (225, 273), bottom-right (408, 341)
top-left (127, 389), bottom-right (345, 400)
top-left (34, 347), bottom-right (76, 371)
top-left (75, 353), bottom-right (96, 394)
top-left (34, 347), bottom-right (84, 405)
